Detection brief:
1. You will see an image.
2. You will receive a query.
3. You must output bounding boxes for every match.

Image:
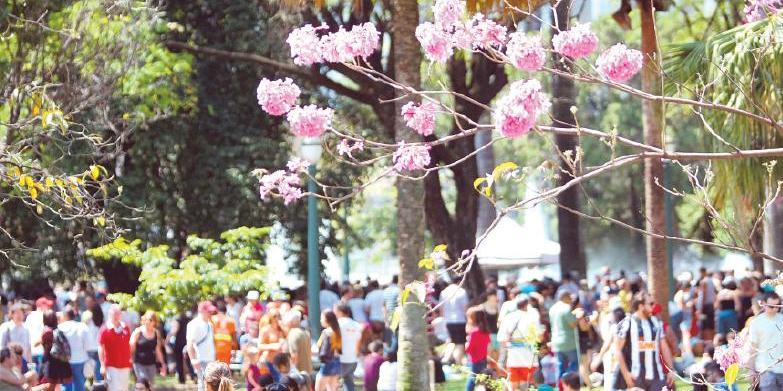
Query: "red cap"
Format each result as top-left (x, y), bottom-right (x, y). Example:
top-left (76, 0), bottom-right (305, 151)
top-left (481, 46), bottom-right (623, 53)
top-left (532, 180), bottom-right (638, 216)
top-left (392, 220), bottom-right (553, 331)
top-left (35, 297), bottom-right (54, 310)
top-left (198, 300), bottom-right (216, 314)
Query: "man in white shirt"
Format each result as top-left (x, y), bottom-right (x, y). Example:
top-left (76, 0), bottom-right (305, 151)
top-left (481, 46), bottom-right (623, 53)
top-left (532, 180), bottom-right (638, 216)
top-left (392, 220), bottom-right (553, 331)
top-left (60, 306), bottom-right (90, 391)
top-left (1, 303), bottom-right (31, 364)
top-left (26, 297), bottom-right (53, 370)
top-left (749, 292), bottom-right (783, 390)
top-left (439, 281), bottom-right (469, 364)
top-left (320, 282), bottom-right (340, 314)
top-left (498, 296), bottom-right (542, 390)
top-left (382, 276), bottom-right (401, 322)
top-left (187, 301), bottom-right (216, 391)
top-left (364, 280), bottom-right (385, 322)
top-left (335, 303), bottom-right (363, 391)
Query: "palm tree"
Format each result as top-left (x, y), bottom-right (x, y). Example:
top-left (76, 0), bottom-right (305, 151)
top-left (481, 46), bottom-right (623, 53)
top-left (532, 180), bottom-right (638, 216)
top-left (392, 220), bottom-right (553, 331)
top-left (664, 16), bottom-right (783, 272)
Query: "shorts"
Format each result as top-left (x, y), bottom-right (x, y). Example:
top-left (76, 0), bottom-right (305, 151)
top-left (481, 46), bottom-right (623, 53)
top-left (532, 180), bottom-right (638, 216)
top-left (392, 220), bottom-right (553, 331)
top-left (701, 305), bottom-right (715, 331)
top-left (508, 367), bottom-right (536, 383)
top-left (446, 323), bottom-right (467, 344)
top-left (318, 358), bottom-right (341, 376)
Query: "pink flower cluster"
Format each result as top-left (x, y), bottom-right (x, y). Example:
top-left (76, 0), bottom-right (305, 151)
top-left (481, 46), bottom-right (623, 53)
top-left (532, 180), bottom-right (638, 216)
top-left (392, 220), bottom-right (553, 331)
top-left (493, 79), bottom-right (550, 138)
top-left (713, 334), bottom-right (746, 371)
top-left (286, 105), bottom-right (334, 137)
top-left (506, 32), bottom-right (546, 71)
top-left (259, 169), bottom-right (301, 205)
top-left (468, 14), bottom-right (507, 50)
top-left (433, 0), bottom-right (465, 29)
top-left (596, 43), bottom-right (643, 83)
top-left (287, 23), bottom-right (380, 65)
top-left (337, 139), bottom-right (365, 158)
top-left (256, 78), bottom-right (301, 116)
top-left (401, 101), bottom-right (439, 136)
top-left (744, 0), bottom-right (783, 22)
top-left (393, 143), bottom-right (431, 172)
top-left (552, 22), bottom-right (599, 59)
top-left (416, 23), bottom-right (454, 63)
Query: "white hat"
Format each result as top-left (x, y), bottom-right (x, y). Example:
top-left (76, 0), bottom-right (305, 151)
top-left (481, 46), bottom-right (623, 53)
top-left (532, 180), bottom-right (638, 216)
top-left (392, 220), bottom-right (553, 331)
top-left (246, 290), bottom-right (260, 300)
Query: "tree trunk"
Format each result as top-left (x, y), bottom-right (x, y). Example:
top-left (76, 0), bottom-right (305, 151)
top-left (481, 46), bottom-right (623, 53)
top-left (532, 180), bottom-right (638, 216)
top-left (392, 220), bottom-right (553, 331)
top-left (763, 196), bottom-right (783, 274)
top-left (639, 0), bottom-right (670, 319)
top-left (390, 0), bottom-right (429, 387)
top-left (551, 0), bottom-right (586, 279)
top-left (475, 130), bottom-right (496, 236)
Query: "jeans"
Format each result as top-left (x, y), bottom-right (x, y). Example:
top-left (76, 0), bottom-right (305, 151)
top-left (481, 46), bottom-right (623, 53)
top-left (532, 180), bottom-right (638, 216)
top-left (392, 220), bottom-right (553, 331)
top-left (465, 360), bottom-right (487, 391)
top-left (340, 362), bottom-right (358, 391)
top-left (32, 354), bottom-right (43, 377)
top-left (556, 350), bottom-right (578, 377)
top-left (87, 351), bottom-right (103, 382)
top-left (760, 372), bottom-right (783, 391)
top-left (64, 362), bottom-right (86, 391)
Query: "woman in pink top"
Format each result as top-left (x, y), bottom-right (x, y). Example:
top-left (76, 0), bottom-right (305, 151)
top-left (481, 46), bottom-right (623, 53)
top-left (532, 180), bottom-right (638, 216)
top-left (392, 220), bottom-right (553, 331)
top-left (464, 306), bottom-right (491, 391)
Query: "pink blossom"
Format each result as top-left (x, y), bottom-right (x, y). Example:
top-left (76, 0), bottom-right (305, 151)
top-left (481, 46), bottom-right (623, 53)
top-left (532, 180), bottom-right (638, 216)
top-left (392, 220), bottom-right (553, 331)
top-left (433, 0), bottom-right (465, 30)
top-left (469, 14), bottom-right (507, 49)
top-left (286, 105), bottom-right (334, 137)
top-left (278, 178), bottom-right (304, 205)
top-left (345, 23), bottom-right (380, 59)
top-left (744, 0), bottom-right (782, 22)
top-left (493, 79), bottom-right (550, 138)
top-left (713, 334), bottom-right (746, 371)
top-left (256, 78), bottom-right (301, 116)
top-left (416, 22), bottom-right (454, 63)
top-left (401, 101), bottom-right (438, 136)
top-left (552, 22), bottom-right (599, 59)
top-left (286, 157), bottom-right (311, 173)
top-left (287, 24), bottom-right (323, 65)
top-left (596, 43), bottom-right (643, 82)
top-left (337, 139), bottom-right (365, 157)
top-left (393, 142), bottom-right (431, 171)
top-left (258, 169), bottom-right (305, 204)
top-left (320, 29), bottom-right (351, 63)
top-left (506, 32), bottom-right (546, 71)
top-left (259, 170), bottom-right (288, 200)
top-left (450, 23), bottom-right (473, 50)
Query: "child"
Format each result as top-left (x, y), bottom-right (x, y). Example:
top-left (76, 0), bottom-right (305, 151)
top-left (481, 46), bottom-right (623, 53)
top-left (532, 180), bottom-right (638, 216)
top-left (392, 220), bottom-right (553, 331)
top-left (363, 341), bottom-right (384, 391)
top-left (704, 361), bottom-right (739, 391)
top-left (464, 306), bottom-right (491, 391)
top-left (246, 347), bottom-right (265, 391)
top-left (539, 344), bottom-right (559, 386)
top-left (561, 371), bottom-right (581, 391)
top-left (376, 351), bottom-right (398, 391)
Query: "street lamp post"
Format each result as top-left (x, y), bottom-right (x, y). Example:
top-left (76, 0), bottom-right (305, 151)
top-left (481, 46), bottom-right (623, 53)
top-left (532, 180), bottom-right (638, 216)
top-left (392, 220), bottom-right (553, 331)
top-left (299, 137), bottom-right (322, 342)
top-left (342, 206), bottom-right (350, 283)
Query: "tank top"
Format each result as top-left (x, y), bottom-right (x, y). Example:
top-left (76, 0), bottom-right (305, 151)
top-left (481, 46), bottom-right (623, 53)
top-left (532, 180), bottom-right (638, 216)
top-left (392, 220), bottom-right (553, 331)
top-left (719, 299), bottom-right (735, 311)
top-left (134, 330), bottom-right (157, 365)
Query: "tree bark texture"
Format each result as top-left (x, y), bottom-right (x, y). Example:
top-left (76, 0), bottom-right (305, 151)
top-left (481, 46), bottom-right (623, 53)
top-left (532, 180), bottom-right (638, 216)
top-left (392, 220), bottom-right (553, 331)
top-left (763, 196), bottom-right (783, 273)
top-left (639, 0), bottom-right (670, 319)
top-left (390, 0), bottom-right (429, 387)
top-left (551, 0), bottom-right (587, 279)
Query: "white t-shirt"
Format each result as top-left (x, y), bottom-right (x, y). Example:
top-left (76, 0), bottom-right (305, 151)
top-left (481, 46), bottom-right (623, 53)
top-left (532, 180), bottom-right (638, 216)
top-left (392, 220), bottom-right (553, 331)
top-left (439, 284), bottom-right (469, 324)
top-left (749, 313), bottom-right (783, 373)
top-left (24, 311), bottom-right (45, 356)
top-left (186, 317), bottom-right (215, 363)
top-left (320, 290), bottom-right (340, 313)
top-left (84, 319), bottom-right (101, 352)
top-left (376, 361), bottom-right (398, 391)
top-left (498, 310), bottom-right (542, 368)
top-left (58, 320), bottom-right (89, 364)
top-left (347, 298), bottom-right (368, 323)
top-left (364, 289), bottom-right (385, 322)
top-left (337, 317), bottom-right (363, 364)
top-left (0, 321), bottom-right (31, 359)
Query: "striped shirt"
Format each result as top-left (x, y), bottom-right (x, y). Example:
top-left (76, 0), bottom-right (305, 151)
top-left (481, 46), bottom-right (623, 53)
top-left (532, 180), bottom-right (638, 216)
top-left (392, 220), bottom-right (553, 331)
top-left (614, 314), bottom-right (665, 388)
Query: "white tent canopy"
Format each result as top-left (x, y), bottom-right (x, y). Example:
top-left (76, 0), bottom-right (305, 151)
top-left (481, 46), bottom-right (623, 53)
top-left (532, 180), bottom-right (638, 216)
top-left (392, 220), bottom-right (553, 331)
top-left (476, 215), bottom-right (560, 270)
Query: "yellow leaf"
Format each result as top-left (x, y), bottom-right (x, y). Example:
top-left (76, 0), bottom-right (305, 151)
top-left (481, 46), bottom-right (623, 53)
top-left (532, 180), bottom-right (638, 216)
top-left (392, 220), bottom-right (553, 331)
top-left (19, 175), bottom-right (27, 186)
top-left (10, 167), bottom-right (21, 178)
top-left (725, 363), bottom-right (739, 386)
top-left (36, 205), bottom-right (43, 215)
top-left (45, 177), bottom-right (54, 188)
top-left (90, 165), bottom-right (100, 181)
top-left (483, 186), bottom-right (492, 198)
top-left (55, 179), bottom-right (65, 188)
top-left (32, 96), bottom-right (41, 116)
top-left (492, 161), bottom-right (519, 181)
top-left (473, 177), bottom-right (486, 191)
top-left (96, 217), bottom-right (106, 227)
top-left (24, 176), bottom-right (34, 189)
top-left (29, 187), bottom-right (38, 200)
top-left (418, 258), bottom-right (434, 270)
top-left (433, 244), bottom-right (448, 253)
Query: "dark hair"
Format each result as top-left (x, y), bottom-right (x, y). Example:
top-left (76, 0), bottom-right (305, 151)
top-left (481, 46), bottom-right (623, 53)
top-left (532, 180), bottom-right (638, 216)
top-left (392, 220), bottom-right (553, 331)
top-left (384, 350), bottom-right (397, 362)
top-left (561, 371), bottom-right (580, 389)
top-left (90, 300), bottom-right (104, 327)
top-left (322, 310), bottom-right (341, 354)
top-left (334, 303), bottom-right (351, 318)
top-left (466, 306), bottom-right (490, 334)
top-left (368, 280), bottom-right (380, 290)
top-left (216, 300), bottom-right (227, 313)
top-left (64, 305), bottom-right (78, 321)
top-left (7, 343), bottom-right (23, 357)
top-left (91, 383), bottom-right (108, 391)
top-left (368, 340), bottom-right (383, 354)
top-left (272, 352), bottom-right (290, 368)
top-left (391, 275), bottom-right (399, 284)
top-left (763, 291), bottom-right (781, 304)
top-left (43, 310), bottom-right (58, 329)
top-left (724, 280), bottom-right (738, 291)
top-left (0, 348), bottom-right (12, 364)
top-left (631, 293), bottom-right (649, 312)
top-left (612, 308), bottom-right (626, 324)
top-left (704, 360), bottom-right (723, 377)
top-left (264, 384), bottom-right (291, 391)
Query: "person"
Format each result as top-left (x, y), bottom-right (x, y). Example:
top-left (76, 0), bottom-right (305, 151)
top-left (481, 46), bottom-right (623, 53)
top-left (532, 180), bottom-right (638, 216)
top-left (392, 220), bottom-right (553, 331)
top-left (203, 361), bottom-right (233, 391)
top-left (698, 267), bottom-right (717, 341)
top-left (737, 277), bottom-right (756, 329)
top-left (560, 371), bottom-right (581, 391)
top-left (39, 310), bottom-right (71, 390)
top-left (0, 346), bottom-right (46, 391)
top-left (315, 310), bottom-right (341, 391)
top-left (26, 298), bottom-right (53, 374)
top-left (264, 384), bottom-right (291, 391)
top-left (376, 350), bottom-right (397, 391)
top-left (363, 281), bottom-right (385, 323)
top-left (748, 292), bottom-right (783, 390)
top-left (382, 276), bottom-right (400, 322)
top-left (282, 311), bottom-right (312, 373)
top-left (187, 301), bottom-right (216, 391)
top-left (345, 285), bottom-right (368, 324)
top-left (439, 281), bottom-right (469, 364)
top-left (82, 297), bottom-right (104, 382)
top-left (0, 304), bottom-right (31, 365)
top-left (549, 291), bottom-right (578, 377)
top-left (334, 304), bottom-right (361, 391)
top-left (715, 279), bottom-right (740, 336)
top-left (59, 306), bottom-right (89, 391)
top-left (362, 341), bottom-right (383, 391)
top-left (591, 307), bottom-right (625, 391)
top-left (240, 291), bottom-right (264, 333)
top-left (224, 296), bottom-right (243, 338)
top-left (211, 302), bottom-right (237, 365)
top-left (98, 305), bottom-right (132, 391)
top-left (464, 306), bottom-right (491, 391)
top-left (245, 347), bottom-right (266, 391)
top-left (168, 312), bottom-right (194, 384)
top-left (129, 311), bottom-right (166, 386)
top-left (614, 293), bottom-right (673, 391)
top-left (498, 295), bottom-right (541, 390)
top-left (319, 283), bottom-right (340, 315)
top-left (258, 312), bottom-right (285, 367)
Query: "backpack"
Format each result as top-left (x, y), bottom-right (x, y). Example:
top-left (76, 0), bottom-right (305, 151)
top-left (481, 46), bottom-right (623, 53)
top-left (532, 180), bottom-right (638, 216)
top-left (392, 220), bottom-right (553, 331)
top-left (50, 329), bottom-right (71, 362)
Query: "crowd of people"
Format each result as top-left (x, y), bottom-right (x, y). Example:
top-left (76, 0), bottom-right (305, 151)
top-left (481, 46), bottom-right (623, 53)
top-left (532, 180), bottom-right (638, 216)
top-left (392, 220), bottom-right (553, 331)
top-left (0, 266), bottom-right (782, 391)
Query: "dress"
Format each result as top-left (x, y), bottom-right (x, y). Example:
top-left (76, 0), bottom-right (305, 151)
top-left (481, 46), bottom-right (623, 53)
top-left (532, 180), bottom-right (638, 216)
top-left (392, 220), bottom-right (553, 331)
top-left (39, 327), bottom-right (72, 384)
